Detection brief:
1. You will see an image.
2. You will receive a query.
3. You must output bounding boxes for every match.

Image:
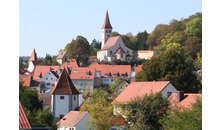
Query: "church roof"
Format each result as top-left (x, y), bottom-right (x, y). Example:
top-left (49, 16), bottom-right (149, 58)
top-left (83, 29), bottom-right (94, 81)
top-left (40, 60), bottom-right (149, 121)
top-left (19, 101), bottom-right (31, 129)
top-left (29, 48), bottom-right (37, 61)
top-left (51, 68), bottom-right (79, 95)
top-left (98, 36), bottom-right (120, 51)
top-left (102, 11), bottom-right (112, 29)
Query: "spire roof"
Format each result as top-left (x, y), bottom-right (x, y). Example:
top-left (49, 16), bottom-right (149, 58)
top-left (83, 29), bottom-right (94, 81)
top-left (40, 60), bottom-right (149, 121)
top-left (51, 68), bottom-right (79, 95)
top-left (29, 48), bottom-right (37, 61)
top-left (102, 11), bottom-right (112, 29)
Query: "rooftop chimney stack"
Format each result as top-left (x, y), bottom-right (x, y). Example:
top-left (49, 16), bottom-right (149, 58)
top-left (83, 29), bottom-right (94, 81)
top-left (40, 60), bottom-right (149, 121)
top-left (177, 91), bottom-right (184, 103)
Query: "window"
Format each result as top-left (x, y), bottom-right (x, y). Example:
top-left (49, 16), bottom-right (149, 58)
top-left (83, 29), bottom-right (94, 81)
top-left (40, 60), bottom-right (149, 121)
top-left (81, 84), bottom-right (82, 87)
top-left (48, 72), bottom-right (50, 75)
top-left (127, 51), bottom-right (129, 54)
top-left (121, 54), bottom-right (123, 58)
top-left (88, 77), bottom-right (90, 79)
top-left (74, 70), bottom-right (78, 73)
top-left (113, 73), bottom-right (117, 77)
top-left (81, 77), bottom-right (83, 79)
top-left (111, 79), bottom-right (113, 82)
top-left (60, 96), bottom-right (64, 99)
top-left (167, 92), bottom-right (172, 98)
top-left (109, 30), bottom-right (111, 33)
top-left (107, 34), bottom-right (110, 37)
top-left (119, 44), bottom-right (120, 46)
top-left (46, 78), bottom-right (48, 80)
top-left (85, 77), bottom-right (87, 79)
top-left (74, 96), bottom-right (76, 101)
top-left (60, 114), bottom-right (64, 119)
top-left (106, 30), bottom-right (108, 33)
top-left (105, 73), bottom-right (109, 77)
top-left (46, 83), bottom-right (51, 86)
top-left (110, 50), bottom-right (112, 55)
top-left (121, 74), bottom-right (126, 76)
top-left (102, 79), bottom-right (103, 81)
top-left (51, 78), bottom-right (53, 80)
top-left (104, 79), bottom-right (106, 81)
top-left (107, 79), bottom-right (109, 81)
top-left (86, 72), bottom-right (89, 75)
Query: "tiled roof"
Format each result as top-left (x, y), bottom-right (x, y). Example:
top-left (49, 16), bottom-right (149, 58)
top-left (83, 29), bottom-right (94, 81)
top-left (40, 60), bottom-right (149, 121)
top-left (135, 65), bottom-right (142, 75)
top-left (61, 59), bottom-right (79, 68)
top-left (98, 36), bottom-right (120, 51)
top-left (102, 11), bottom-right (112, 29)
top-left (56, 51), bottom-right (67, 59)
top-left (112, 81), bottom-right (170, 104)
top-left (101, 65), bottom-right (131, 78)
top-left (29, 48), bottom-right (37, 61)
top-left (19, 67), bottom-right (27, 75)
top-left (19, 75), bottom-right (32, 87)
top-left (57, 111), bottom-right (88, 126)
top-left (70, 67), bottom-right (95, 80)
top-left (51, 68), bottom-right (79, 95)
top-left (19, 101), bottom-right (31, 129)
top-left (111, 116), bottom-right (126, 125)
top-left (88, 61), bottom-right (103, 72)
top-left (33, 65), bottom-right (59, 82)
top-left (168, 93), bottom-right (202, 109)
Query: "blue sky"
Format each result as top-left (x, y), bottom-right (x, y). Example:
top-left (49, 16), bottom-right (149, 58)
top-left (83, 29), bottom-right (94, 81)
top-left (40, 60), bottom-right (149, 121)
top-left (19, 0), bottom-right (202, 57)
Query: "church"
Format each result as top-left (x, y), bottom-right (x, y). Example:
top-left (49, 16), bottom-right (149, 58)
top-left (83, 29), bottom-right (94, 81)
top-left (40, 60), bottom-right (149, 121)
top-left (97, 11), bottom-right (133, 62)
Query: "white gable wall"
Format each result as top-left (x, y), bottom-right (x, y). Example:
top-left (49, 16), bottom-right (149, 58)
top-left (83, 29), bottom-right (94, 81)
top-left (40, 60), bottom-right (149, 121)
top-left (161, 83), bottom-right (178, 99)
top-left (27, 61), bottom-right (35, 72)
top-left (75, 113), bottom-right (90, 130)
top-left (54, 95), bottom-right (70, 118)
top-left (40, 71), bottom-right (58, 89)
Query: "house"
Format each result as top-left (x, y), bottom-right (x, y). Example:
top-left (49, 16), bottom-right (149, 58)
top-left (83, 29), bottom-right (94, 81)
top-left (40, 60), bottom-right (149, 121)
top-left (114, 80), bottom-right (130, 96)
top-left (57, 111), bottom-right (90, 130)
top-left (19, 101), bottom-right (31, 130)
top-left (112, 81), bottom-right (177, 117)
top-left (61, 59), bottom-right (79, 69)
top-left (97, 11), bottom-right (133, 62)
top-left (88, 54), bottom-right (97, 62)
top-left (56, 51), bottom-right (67, 65)
top-left (70, 67), bottom-right (96, 93)
top-left (40, 70), bottom-right (59, 93)
top-left (132, 50), bottom-right (155, 60)
top-left (27, 48), bottom-right (42, 72)
top-left (19, 75), bottom-right (32, 87)
top-left (51, 68), bottom-right (83, 122)
top-left (110, 116), bottom-right (127, 130)
top-left (168, 91), bottom-right (202, 110)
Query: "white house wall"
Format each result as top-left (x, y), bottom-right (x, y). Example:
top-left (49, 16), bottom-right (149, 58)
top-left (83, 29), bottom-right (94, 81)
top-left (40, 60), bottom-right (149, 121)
top-left (161, 83), bottom-right (178, 99)
top-left (40, 71), bottom-right (58, 89)
top-left (54, 95), bottom-right (70, 118)
top-left (27, 61), bottom-right (35, 72)
top-left (75, 113), bottom-right (90, 130)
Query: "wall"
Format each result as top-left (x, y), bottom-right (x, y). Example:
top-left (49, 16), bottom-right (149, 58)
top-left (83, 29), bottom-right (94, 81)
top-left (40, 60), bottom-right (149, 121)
top-left (27, 61), bottom-right (35, 72)
top-left (72, 80), bottom-right (94, 93)
top-left (40, 71), bottom-right (58, 89)
top-left (133, 51), bottom-right (154, 60)
top-left (101, 78), bottom-right (127, 86)
top-left (94, 78), bottom-right (102, 87)
top-left (54, 95), bottom-right (70, 118)
top-left (75, 113), bottom-right (90, 130)
top-left (161, 83), bottom-right (178, 99)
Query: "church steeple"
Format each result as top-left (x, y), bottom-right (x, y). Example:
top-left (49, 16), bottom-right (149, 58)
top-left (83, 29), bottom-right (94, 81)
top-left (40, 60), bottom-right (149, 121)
top-left (29, 48), bottom-right (37, 62)
top-left (101, 11), bottom-right (113, 48)
top-left (102, 11), bottom-right (112, 29)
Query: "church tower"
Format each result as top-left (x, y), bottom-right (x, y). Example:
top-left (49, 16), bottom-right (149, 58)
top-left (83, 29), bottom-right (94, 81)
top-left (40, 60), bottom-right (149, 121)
top-left (27, 48), bottom-right (38, 72)
top-left (101, 11), bottom-right (113, 49)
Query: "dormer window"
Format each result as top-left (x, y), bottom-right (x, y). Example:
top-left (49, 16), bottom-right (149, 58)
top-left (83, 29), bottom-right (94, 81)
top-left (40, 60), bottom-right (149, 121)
top-left (86, 72), bottom-right (89, 75)
top-left (105, 73), bottom-right (109, 77)
top-left (73, 70), bottom-right (78, 73)
top-left (113, 73), bottom-right (117, 77)
top-left (121, 73), bottom-right (126, 76)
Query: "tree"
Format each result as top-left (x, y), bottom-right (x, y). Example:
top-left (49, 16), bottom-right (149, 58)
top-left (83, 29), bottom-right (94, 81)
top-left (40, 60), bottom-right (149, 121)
top-left (136, 48), bottom-right (201, 93)
top-left (80, 89), bottom-right (114, 130)
top-left (160, 98), bottom-right (202, 130)
top-left (67, 35), bottom-right (90, 64)
top-left (90, 39), bottom-right (101, 54)
top-left (156, 43), bottom-right (185, 56)
top-left (136, 30), bottom-right (148, 50)
top-left (126, 92), bottom-right (169, 130)
top-left (19, 57), bottom-right (25, 68)
top-left (19, 82), bottom-right (58, 129)
top-left (112, 31), bottom-right (121, 36)
top-left (185, 17), bottom-right (202, 38)
top-left (109, 78), bottom-right (123, 92)
top-left (183, 36), bottom-right (202, 59)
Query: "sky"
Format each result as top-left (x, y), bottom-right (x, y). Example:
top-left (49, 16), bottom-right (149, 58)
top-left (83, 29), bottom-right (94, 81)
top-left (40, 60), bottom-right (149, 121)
top-left (19, 0), bottom-right (202, 57)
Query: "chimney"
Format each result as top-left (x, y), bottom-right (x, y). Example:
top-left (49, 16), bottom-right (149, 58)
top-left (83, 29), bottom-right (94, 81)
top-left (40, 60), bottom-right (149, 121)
top-left (177, 91), bottom-right (184, 103)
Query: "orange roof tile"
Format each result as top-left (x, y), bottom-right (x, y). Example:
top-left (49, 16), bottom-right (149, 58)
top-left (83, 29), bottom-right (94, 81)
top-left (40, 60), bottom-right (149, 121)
top-left (19, 75), bottom-right (32, 87)
top-left (70, 67), bottom-right (95, 80)
top-left (98, 36), bottom-right (120, 51)
top-left (33, 65), bottom-right (59, 82)
top-left (51, 68), bottom-right (79, 95)
top-left (111, 116), bottom-right (126, 125)
top-left (56, 51), bottom-right (67, 59)
top-left (112, 81), bottom-right (170, 104)
top-left (135, 65), bottom-right (142, 75)
top-left (168, 93), bottom-right (202, 109)
top-left (19, 67), bottom-right (27, 75)
top-left (61, 59), bottom-right (79, 68)
top-left (116, 48), bottom-right (125, 54)
top-left (57, 111), bottom-right (88, 126)
top-left (19, 101), bottom-right (31, 129)
top-left (101, 65), bottom-right (131, 78)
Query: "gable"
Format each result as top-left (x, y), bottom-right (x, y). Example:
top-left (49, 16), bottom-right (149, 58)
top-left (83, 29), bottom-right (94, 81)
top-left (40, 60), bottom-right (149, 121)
top-left (51, 68), bottom-right (79, 95)
top-left (40, 70), bottom-right (59, 82)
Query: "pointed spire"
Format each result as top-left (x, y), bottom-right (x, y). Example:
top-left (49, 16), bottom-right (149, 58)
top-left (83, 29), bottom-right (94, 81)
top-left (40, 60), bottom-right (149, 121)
top-left (51, 68), bottom-right (79, 95)
top-left (102, 11), bottom-right (112, 29)
top-left (29, 48), bottom-right (37, 61)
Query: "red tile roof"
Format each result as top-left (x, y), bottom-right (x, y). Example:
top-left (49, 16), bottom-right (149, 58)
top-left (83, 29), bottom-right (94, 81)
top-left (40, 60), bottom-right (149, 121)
top-left (61, 59), bottom-right (79, 68)
top-left (111, 116), bottom-right (126, 126)
top-left (112, 81), bottom-right (170, 104)
top-left (51, 68), bottom-right (79, 95)
top-left (98, 36), bottom-right (120, 51)
top-left (168, 93), bottom-right (202, 109)
top-left (101, 65), bottom-right (131, 78)
top-left (102, 11), bottom-right (112, 29)
top-left (33, 65), bottom-right (59, 82)
top-left (56, 51), bottom-right (67, 59)
top-left (19, 101), bottom-right (31, 129)
top-left (19, 67), bottom-right (27, 75)
top-left (19, 75), bottom-right (32, 87)
top-left (135, 65), bottom-right (142, 75)
top-left (70, 67), bottom-right (95, 80)
top-left (29, 48), bottom-right (37, 61)
top-left (57, 111), bottom-right (88, 126)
